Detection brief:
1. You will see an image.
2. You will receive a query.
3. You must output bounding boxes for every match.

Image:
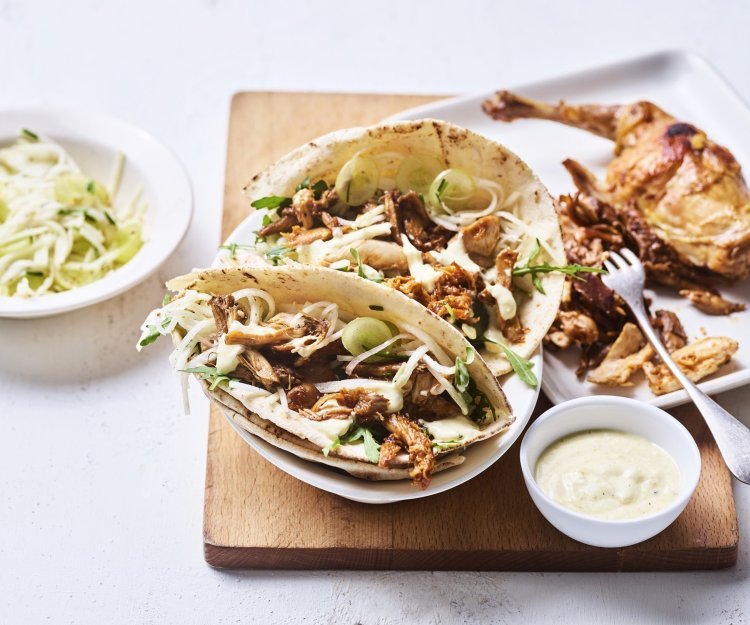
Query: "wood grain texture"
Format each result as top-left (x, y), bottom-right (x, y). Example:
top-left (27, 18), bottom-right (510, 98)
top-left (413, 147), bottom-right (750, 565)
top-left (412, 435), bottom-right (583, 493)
top-left (204, 92), bottom-right (738, 571)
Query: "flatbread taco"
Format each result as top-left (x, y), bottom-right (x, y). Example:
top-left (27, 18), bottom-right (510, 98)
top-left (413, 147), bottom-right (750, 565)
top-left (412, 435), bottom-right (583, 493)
top-left (138, 265), bottom-right (513, 488)
top-left (223, 119), bottom-right (572, 376)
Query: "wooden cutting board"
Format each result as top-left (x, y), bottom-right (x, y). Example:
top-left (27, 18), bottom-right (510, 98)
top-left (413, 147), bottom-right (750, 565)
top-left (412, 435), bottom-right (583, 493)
top-left (203, 92), bottom-right (738, 570)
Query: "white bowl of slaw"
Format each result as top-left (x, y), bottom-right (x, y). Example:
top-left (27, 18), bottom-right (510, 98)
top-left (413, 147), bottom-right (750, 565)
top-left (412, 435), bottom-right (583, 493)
top-left (0, 107), bottom-right (192, 318)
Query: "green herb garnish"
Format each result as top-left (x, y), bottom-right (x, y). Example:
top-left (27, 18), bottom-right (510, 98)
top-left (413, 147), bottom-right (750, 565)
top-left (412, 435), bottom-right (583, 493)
top-left (219, 242), bottom-right (257, 259)
top-left (86, 180), bottom-right (95, 194)
top-left (454, 346), bottom-right (474, 394)
top-left (296, 177), bottom-right (328, 198)
top-left (139, 317), bottom-right (172, 347)
top-left (250, 195), bottom-right (292, 210)
top-left (485, 338), bottom-right (538, 388)
top-left (162, 293), bottom-right (172, 306)
top-left (512, 238), bottom-right (605, 294)
top-left (350, 248), bottom-right (383, 283)
top-left (325, 423), bottom-right (382, 463)
top-left (435, 178), bottom-right (449, 201)
top-left (21, 128), bottom-right (39, 142)
top-left (104, 210), bottom-right (116, 226)
top-left (25, 270), bottom-right (44, 277)
top-left (265, 245), bottom-right (293, 265)
top-left (181, 365), bottom-right (232, 390)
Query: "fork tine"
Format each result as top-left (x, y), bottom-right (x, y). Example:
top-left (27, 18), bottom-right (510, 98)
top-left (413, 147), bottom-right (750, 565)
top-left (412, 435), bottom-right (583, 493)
top-left (608, 251), bottom-right (629, 269)
top-left (603, 259), bottom-right (617, 274)
top-left (620, 248), bottom-right (640, 266)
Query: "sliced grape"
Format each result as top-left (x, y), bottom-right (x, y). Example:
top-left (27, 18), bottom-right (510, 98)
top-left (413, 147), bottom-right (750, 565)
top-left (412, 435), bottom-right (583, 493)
top-left (342, 317), bottom-right (394, 356)
top-left (395, 154), bottom-right (444, 195)
top-left (427, 169), bottom-right (476, 212)
top-left (335, 154), bottom-right (379, 206)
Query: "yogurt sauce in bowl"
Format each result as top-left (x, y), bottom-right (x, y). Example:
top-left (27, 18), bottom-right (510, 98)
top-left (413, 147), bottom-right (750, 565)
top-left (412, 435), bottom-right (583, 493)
top-left (534, 429), bottom-right (680, 520)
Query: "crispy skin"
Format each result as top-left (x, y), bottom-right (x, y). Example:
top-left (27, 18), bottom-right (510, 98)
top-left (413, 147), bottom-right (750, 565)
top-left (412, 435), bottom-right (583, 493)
top-left (643, 337), bottom-right (738, 395)
top-left (383, 413), bottom-right (435, 489)
top-left (484, 91), bottom-right (750, 279)
top-left (679, 289), bottom-right (746, 315)
top-left (587, 323), bottom-right (654, 386)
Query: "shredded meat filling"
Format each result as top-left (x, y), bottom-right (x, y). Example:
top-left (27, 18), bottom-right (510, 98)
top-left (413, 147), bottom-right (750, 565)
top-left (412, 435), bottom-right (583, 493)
top-left (383, 412), bottom-right (435, 489)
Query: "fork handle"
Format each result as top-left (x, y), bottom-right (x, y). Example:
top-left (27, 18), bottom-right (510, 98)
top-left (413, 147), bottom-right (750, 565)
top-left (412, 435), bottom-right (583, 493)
top-left (628, 301), bottom-right (750, 484)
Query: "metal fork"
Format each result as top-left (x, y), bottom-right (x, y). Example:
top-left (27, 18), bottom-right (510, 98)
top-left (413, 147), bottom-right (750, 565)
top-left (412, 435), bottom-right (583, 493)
top-left (602, 249), bottom-right (750, 484)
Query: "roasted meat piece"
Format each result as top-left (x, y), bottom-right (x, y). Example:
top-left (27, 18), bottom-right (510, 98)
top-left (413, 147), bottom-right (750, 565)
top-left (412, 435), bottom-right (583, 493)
top-left (587, 323), bottom-right (654, 386)
top-left (643, 337), bottom-right (738, 395)
top-left (396, 191), bottom-right (453, 252)
top-left (461, 215), bottom-right (502, 258)
top-left (484, 91), bottom-right (750, 279)
top-left (678, 289), bottom-right (746, 316)
top-left (651, 310), bottom-right (687, 353)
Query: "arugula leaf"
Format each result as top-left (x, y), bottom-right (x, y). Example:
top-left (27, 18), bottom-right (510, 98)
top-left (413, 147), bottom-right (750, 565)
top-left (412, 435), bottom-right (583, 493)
top-left (261, 213), bottom-right (274, 227)
top-left (265, 246), bottom-right (293, 265)
top-left (322, 437), bottom-right (340, 457)
top-left (512, 239), bottom-right (605, 294)
top-left (21, 128), bottom-right (39, 142)
top-left (485, 338), bottom-right (538, 388)
top-left (339, 424), bottom-right (381, 463)
top-left (350, 248), bottom-right (383, 283)
top-left (139, 317), bottom-right (172, 347)
top-left (296, 177), bottom-right (328, 199)
top-left (181, 365), bottom-right (232, 390)
top-left (250, 195), bottom-right (292, 210)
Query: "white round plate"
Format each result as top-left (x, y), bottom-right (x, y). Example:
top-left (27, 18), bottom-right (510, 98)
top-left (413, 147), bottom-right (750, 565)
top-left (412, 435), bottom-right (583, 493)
top-left (212, 212), bottom-right (542, 504)
top-left (0, 107), bottom-right (192, 318)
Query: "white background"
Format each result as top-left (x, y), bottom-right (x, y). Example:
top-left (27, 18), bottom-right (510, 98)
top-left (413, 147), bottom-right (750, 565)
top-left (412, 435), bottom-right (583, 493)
top-left (1, 1), bottom-right (749, 623)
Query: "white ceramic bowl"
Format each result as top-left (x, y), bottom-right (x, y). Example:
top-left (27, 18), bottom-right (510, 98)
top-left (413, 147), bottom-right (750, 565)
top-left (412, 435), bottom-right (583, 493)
top-left (0, 107), bottom-right (192, 318)
top-left (520, 396), bottom-right (701, 548)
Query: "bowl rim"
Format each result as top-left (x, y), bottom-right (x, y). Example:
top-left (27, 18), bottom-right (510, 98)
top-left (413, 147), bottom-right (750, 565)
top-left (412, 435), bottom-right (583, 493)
top-left (519, 395), bottom-right (702, 526)
top-left (0, 105), bottom-right (193, 318)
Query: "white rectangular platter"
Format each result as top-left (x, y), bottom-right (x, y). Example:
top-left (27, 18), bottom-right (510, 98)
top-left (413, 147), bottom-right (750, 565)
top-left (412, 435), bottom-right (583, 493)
top-left (391, 50), bottom-right (750, 409)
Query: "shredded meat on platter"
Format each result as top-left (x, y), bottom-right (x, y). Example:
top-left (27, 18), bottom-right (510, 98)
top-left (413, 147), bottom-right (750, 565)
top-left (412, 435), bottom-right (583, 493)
top-left (546, 193), bottom-right (742, 387)
top-left (643, 337), bottom-right (738, 395)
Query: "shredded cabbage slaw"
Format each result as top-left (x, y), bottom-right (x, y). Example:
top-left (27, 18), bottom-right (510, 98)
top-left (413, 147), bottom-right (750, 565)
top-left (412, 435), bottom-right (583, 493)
top-left (0, 129), bottom-right (146, 297)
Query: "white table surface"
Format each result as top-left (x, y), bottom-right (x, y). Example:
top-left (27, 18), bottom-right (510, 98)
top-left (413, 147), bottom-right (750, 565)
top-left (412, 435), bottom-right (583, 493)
top-left (1, 1), bottom-right (749, 623)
